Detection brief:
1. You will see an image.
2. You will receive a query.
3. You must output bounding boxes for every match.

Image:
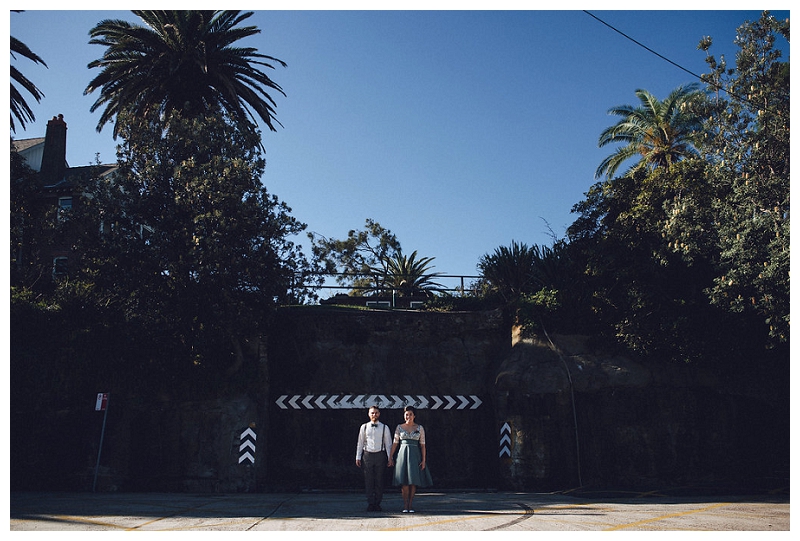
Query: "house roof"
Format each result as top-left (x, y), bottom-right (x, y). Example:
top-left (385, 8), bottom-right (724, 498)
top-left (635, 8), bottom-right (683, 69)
top-left (43, 163), bottom-right (119, 191)
top-left (12, 137), bottom-right (45, 152)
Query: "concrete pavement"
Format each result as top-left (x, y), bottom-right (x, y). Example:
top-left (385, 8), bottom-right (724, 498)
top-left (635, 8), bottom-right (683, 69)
top-left (10, 488), bottom-right (789, 531)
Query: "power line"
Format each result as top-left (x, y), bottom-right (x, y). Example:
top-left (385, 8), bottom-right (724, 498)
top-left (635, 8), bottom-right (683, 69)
top-left (583, 11), bottom-right (786, 119)
top-left (583, 10), bottom-right (706, 82)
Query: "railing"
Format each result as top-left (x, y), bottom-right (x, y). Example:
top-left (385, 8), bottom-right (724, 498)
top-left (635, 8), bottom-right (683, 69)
top-left (306, 272), bottom-right (482, 298)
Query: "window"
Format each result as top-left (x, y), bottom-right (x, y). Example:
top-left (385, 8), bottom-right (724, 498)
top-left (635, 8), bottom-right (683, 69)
top-left (57, 196), bottom-right (72, 221)
top-left (52, 257), bottom-right (68, 280)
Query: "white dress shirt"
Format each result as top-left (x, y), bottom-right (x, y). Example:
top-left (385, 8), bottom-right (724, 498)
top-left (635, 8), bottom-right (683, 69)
top-left (356, 421), bottom-right (392, 460)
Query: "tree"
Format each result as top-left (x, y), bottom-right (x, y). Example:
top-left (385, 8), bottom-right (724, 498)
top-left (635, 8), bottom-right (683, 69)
top-left (377, 250), bottom-right (444, 297)
top-left (84, 10), bottom-right (286, 137)
top-left (9, 140), bottom-right (55, 287)
top-left (10, 12), bottom-right (47, 133)
top-left (595, 84), bottom-right (704, 179)
top-left (697, 11), bottom-right (789, 346)
top-left (309, 219), bottom-right (401, 294)
top-left (70, 109), bottom-right (315, 384)
top-left (565, 12), bottom-right (789, 361)
top-left (477, 241), bottom-right (546, 304)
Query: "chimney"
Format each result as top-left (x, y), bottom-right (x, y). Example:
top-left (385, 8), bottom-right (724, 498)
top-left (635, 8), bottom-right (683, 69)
top-left (40, 114), bottom-right (68, 185)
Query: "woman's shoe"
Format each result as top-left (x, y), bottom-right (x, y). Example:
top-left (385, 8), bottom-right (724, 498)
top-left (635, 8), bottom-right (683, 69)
top-left (402, 509), bottom-right (408, 513)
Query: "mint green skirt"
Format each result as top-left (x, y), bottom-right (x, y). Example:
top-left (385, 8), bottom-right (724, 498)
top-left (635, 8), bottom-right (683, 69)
top-left (393, 440), bottom-right (433, 487)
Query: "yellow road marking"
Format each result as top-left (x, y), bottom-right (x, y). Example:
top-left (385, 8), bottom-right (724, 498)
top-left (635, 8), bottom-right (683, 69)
top-left (605, 502), bottom-right (731, 531)
top-left (381, 514), bottom-right (495, 531)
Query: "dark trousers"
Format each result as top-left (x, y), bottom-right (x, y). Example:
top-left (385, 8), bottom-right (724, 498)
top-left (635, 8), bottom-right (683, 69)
top-left (362, 451), bottom-right (388, 506)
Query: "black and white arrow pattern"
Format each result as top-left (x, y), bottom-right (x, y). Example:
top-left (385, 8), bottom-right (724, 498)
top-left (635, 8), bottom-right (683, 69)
top-left (275, 394), bottom-right (483, 410)
top-left (499, 422), bottom-right (512, 458)
top-left (239, 427), bottom-right (257, 464)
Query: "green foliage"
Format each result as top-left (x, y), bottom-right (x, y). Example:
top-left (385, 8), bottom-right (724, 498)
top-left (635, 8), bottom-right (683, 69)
top-left (9, 141), bottom-right (55, 288)
top-left (67, 109), bottom-right (316, 384)
top-left (10, 12), bottom-right (48, 133)
top-left (376, 250), bottom-right (445, 296)
top-left (309, 218), bottom-right (401, 294)
top-left (596, 84), bottom-right (705, 179)
top-left (564, 11), bottom-right (789, 361)
top-left (477, 241), bottom-right (543, 303)
top-left (310, 220), bottom-right (443, 298)
top-left (476, 240), bottom-right (593, 335)
top-left (698, 11), bottom-right (789, 345)
top-left (85, 10), bottom-right (286, 137)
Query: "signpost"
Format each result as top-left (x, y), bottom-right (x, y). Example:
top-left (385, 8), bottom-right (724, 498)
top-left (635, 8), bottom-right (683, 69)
top-left (93, 393), bottom-right (109, 492)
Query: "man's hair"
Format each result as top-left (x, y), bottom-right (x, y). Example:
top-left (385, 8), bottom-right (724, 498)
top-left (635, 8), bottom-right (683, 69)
top-left (369, 405), bottom-right (380, 411)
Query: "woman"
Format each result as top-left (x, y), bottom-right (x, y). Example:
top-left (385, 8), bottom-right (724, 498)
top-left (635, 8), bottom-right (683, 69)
top-left (390, 405), bottom-right (433, 513)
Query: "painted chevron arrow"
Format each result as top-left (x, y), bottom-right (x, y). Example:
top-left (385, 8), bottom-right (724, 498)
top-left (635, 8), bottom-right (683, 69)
top-left (239, 427), bottom-right (257, 464)
top-left (275, 394), bottom-right (484, 410)
top-left (499, 422), bottom-right (512, 458)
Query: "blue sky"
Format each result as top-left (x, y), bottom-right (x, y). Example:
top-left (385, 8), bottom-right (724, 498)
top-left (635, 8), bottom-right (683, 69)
top-left (8, 5), bottom-right (791, 296)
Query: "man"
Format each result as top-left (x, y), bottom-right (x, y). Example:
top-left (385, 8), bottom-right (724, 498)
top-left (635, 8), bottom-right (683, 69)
top-left (355, 405), bottom-right (394, 511)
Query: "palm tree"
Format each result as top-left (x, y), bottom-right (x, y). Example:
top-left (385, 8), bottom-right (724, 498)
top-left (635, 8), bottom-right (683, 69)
top-left (595, 84), bottom-right (704, 179)
top-left (10, 12), bottom-right (48, 133)
top-left (477, 241), bottom-right (543, 303)
top-left (374, 250), bottom-right (444, 297)
top-left (84, 10), bottom-right (286, 137)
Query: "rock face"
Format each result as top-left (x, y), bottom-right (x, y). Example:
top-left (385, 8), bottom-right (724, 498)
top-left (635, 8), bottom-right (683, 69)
top-left (493, 331), bottom-right (789, 491)
top-left (10, 308), bottom-right (789, 492)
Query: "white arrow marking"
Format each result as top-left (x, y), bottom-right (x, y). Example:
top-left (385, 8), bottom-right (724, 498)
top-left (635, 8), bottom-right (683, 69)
top-left (501, 422), bottom-right (511, 433)
top-left (239, 451), bottom-right (255, 464)
top-left (499, 447), bottom-right (511, 458)
top-left (500, 435), bottom-right (511, 447)
top-left (240, 428), bottom-right (257, 441)
top-left (276, 393), bottom-right (482, 410)
top-left (240, 440), bottom-right (256, 452)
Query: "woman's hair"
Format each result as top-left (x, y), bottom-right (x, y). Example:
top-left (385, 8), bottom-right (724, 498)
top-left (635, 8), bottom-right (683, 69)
top-left (404, 405), bottom-right (416, 414)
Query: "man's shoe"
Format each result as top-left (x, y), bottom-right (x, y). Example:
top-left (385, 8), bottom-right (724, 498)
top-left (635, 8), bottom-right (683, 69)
top-left (376, 505), bottom-right (382, 512)
top-left (367, 504), bottom-right (376, 511)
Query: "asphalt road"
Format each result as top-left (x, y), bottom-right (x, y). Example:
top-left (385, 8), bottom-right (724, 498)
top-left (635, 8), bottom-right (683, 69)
top-left (10, 488), bottom-right (789, 531)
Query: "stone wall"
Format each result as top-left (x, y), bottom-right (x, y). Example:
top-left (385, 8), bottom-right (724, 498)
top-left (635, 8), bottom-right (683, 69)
top-left (10, 307), bottom-right (789, 493)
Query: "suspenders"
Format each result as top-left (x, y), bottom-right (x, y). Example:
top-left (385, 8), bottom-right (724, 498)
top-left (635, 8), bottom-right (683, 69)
top-left (363, 423), bottom-right (388, 452)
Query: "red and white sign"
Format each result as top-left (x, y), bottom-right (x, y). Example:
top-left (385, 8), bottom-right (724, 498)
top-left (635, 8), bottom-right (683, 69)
top-left (95, 393), bottom-right (109, 411)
